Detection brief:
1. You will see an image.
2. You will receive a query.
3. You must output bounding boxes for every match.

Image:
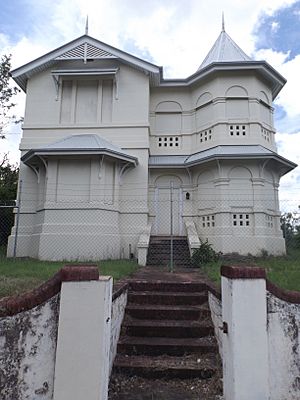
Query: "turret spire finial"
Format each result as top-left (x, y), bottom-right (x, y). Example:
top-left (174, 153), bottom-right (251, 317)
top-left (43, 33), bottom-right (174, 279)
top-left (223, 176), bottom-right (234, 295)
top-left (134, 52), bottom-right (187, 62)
top-left (85, 15), bottom-right (89, 35)
top-left (222, 12), bottom-right (225, 32)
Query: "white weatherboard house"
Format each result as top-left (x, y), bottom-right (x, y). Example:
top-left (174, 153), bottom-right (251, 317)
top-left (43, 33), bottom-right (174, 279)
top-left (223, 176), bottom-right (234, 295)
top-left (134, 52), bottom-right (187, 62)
top-left (8, 26), bottom-right (296, 261)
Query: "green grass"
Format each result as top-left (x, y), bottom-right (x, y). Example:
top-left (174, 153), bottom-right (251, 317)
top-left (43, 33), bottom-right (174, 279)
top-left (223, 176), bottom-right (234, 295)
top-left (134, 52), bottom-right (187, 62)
top-left (0, 247), bottom-right (139, 298)
top-left (200, 248), bottom-right (300, 292)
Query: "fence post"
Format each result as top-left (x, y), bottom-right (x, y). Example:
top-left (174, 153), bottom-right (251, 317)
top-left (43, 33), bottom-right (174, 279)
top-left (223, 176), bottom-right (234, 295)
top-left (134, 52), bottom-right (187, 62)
top-left (13, 179), bottom-right (22, 258)
top-left (221, 265), bottom-right (269, 400)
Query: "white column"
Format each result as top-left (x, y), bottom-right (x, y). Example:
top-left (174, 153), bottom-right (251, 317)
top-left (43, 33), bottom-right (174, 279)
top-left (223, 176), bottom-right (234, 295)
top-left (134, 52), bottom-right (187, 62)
top-left (221, 265), bottom-right (269, 400)
top-left (53, 273), bottom-right (112, 400)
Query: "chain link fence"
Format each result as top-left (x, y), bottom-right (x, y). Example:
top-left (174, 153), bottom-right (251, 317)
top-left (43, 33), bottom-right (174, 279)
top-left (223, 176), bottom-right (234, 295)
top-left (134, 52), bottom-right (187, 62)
top-left (0, 201), bottom-right (19, 258)
top-left (0, 180), bottom-right (299, 266)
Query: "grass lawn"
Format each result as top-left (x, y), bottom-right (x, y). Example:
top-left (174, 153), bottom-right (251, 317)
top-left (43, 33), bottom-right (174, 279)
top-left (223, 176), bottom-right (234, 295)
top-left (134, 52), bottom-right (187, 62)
top-left (0, 247), bottom-right (299, 298)
top-left (0, 247), bottom-right (139, 298)
top-left (202, 248), bottom-right (300, 292)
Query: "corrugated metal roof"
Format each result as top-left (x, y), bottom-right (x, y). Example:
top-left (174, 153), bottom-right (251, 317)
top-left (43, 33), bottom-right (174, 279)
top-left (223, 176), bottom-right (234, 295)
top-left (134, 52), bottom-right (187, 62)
top-left (22, 134), bottom-right (138, 165)
top-left (149, 145), bottom-right (296, 171)
top-left (199, 30), bottom-right (252, 70)
top-left (44, 133), bottom-right (123, 152)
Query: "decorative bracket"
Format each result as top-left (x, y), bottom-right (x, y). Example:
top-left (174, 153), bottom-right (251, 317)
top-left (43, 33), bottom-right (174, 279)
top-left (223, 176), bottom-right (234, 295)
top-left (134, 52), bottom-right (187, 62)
top-left (114, 68), bottom-right (120, 100)
top-left (259, 159), bottom-right (270, 178)
top-left (185, 167), bottom-right (193, 186)
top-left (52, 74), bottom-right (60, 101)
top-left (118, 162), bottom-right (134, 185)
top-left (98, 155), bottom-right (104, 179)
top-left (28, 165), bottom-right (40, 183)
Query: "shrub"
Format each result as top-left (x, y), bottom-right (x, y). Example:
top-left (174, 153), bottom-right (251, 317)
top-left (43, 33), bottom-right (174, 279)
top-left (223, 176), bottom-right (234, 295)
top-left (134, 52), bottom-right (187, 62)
top-left (191, 239), bottom-right (220, 267)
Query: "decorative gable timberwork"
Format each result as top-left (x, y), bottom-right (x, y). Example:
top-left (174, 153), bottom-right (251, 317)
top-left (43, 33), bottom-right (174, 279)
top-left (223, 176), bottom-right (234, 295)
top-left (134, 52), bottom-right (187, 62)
top-left (55, 42), bottom-right (117, 60)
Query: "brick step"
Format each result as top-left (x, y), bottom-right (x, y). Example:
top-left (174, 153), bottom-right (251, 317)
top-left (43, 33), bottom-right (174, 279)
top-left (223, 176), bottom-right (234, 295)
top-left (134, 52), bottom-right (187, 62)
top-left (125, 304), bottom-right (210, 320)
top-left (147, 254), bottom-right (191, 260)
top-left (148, 243), bottom-right (190, 248)
top-left (147, 260), bottom-right (192, 267)
top-left (113, 354), bottom-right (217, 379)
top-left (147, 245), bottom-right (190, 250)
top-left (149, 238), bottom-right (187, 244)
top-left (128, 281), bottom-right (207, 293)
top-left (123, 318), bottom-right (214, 338)
top-left (117, 336), bottom-right (217, 356)
top-left (148, 255), bottom-right (191, 262)
top-left (147, 253), bottom-right (191, 259)
top-left (128, 291), bottom-right (207, 306)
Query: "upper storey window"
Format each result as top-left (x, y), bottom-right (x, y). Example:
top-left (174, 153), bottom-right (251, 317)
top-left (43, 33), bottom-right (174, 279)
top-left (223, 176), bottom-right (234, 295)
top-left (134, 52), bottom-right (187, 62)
top-left (225, 85), bottom-right (249, 120)
top-left (196, 92), bottom-right (213, 129)
top-left (60, 78), bottom-right (113, 124)
top-left (155, 101), bottom-right (182, 134)
top-left (259, 91), bottom-right (272, 126)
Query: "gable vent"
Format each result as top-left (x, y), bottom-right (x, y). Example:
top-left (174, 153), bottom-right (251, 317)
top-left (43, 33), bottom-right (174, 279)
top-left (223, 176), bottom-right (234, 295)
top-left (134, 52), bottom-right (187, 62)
top-left (56, 43), bottom-right (117, 60)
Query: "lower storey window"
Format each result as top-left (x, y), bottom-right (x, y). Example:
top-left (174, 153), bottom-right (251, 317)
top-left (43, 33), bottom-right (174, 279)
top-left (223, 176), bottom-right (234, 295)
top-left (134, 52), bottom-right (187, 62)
top-left (266, 215), bottom-right (274, 228)
top-left (202, 215), bottom-right (215, 228)
top-left (233, 213), bottom-right (250, 226)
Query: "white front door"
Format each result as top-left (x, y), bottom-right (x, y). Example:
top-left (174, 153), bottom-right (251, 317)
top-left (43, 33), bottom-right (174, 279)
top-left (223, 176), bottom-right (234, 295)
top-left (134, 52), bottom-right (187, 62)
top-left (154, 178), bottom-right (183, 235)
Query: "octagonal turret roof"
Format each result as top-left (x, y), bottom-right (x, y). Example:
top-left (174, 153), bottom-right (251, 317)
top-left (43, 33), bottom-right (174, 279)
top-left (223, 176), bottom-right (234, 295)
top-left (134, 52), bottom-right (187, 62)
top-left (198, 27), bottom-right (252, 70)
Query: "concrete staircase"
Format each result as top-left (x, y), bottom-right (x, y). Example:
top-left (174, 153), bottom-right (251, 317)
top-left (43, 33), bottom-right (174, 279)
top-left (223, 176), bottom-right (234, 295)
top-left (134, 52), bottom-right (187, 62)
top-left (146, 236), bottom-right (191, 267)
top-left (113, 280), bottom-right (220, 380)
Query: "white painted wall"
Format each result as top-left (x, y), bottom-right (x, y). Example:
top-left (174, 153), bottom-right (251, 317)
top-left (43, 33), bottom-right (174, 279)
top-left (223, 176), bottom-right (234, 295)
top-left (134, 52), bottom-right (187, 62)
top-left (267, 293), bottom-right (300, 400)
top-left (110, 288), bottom-right (128, 373)
top-left (222, 276), bottom-right (269, 400)
top-left (220, 270), bottom-right (300, 400)
top-left (53, 277), bottom-right (112, 400)
top-left (149, 71), bottom-right (276, 156)
top-left (208, 292), bottom-right (223, 358)
top-left (0, 295), bottom-right (59, 400)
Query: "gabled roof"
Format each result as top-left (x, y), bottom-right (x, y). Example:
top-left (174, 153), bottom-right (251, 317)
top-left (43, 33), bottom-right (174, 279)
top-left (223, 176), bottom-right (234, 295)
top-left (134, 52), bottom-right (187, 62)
top-left (149, 145), bottom-right (297, 176)
top-left (12, 30), bottom-right (286, 99)
top-left (12, 35), bottom-right (162, 91)
top-left (199, 28), bottom-right (252, 70)
top-left (21, 134), bottom-right (138, 166)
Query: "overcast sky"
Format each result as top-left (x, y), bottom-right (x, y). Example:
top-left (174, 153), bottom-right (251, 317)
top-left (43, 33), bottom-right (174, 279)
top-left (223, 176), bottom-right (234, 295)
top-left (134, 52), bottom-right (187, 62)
top-left (0, 0), bottom-right (299, 210)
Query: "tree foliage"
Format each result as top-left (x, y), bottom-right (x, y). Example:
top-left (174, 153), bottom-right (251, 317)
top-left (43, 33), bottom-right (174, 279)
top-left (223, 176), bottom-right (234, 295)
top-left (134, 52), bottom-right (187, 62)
top-left (0, 154), bottom-right (19, 245)
top-left (280, 210), bottom-right (300, 248)
top-left (0, 153), bottom-right (19, 200)
top-left (0, 54), bottom-right (20, 139)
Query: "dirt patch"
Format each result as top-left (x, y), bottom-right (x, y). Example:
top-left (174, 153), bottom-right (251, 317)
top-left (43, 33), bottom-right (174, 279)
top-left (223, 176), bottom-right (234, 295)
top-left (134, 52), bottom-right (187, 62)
top-left (108, 372), bottom-right (223, 400)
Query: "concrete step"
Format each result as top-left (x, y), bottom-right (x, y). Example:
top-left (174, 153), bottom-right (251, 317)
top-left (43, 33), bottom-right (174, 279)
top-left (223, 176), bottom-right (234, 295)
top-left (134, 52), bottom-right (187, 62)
top-left (125, 303), bottom-right (210, 321)
top-left (113, 354), bottom-right (217, 379)
top-left (117, 336), bottom-right (217, 356)
top-left (147, 236), bottom-right (191, 267)
top-left (128, 280), bottom-right (207, 293)
top-left (123, 318), bottom-right (214, 338)
top-left (128, 291), bottom-right (207, 306)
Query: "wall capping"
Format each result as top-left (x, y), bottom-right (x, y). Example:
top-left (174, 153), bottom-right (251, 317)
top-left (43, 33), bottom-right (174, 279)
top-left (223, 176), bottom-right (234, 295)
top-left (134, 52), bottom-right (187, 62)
top-left (206, 281), bottom-right (221, 300)
top-left (266, 280), bottom-right (300, 304)
top-left (112, 282), bottom-right (128, 301)
top-left (221, 264), bottom-right (266, 279)
top-left (0, 264), bottom-right (99, 317)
